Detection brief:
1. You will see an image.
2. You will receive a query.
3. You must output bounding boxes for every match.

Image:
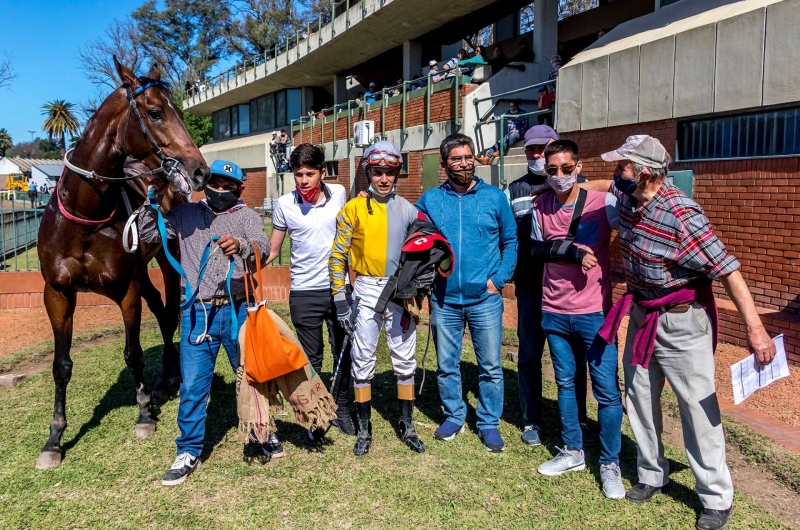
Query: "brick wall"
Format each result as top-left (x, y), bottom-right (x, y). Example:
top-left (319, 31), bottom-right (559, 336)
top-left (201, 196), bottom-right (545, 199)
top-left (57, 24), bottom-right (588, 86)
top-left (189, 167), bottom-right (267, 209)
top-left (292, 84), bottom-right (477, 147)
top-left (562, 119), bottom-right (800, 363)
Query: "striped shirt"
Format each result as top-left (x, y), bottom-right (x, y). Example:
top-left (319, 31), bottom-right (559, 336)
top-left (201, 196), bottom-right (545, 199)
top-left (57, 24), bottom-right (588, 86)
top-left (329, 193), bottom-right (419, 296)
top-left (612, 181), bottom-right (739, 300)
top-left (137, 200), bottom-right (269, 301)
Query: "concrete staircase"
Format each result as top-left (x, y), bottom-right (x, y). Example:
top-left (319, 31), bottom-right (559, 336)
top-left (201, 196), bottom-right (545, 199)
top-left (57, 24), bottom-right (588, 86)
top-left (474, 143), bottom-right (528, 188)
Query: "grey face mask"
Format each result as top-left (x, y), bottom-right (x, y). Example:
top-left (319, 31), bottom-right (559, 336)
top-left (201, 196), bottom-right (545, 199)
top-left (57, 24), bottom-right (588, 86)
top-left (528, 158), bottom-right (546, 176)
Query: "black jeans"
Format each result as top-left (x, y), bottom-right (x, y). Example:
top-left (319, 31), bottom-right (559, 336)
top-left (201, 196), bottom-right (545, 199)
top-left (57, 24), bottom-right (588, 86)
top-left (516, 288), bottom-right (587, 429)
top-left (289, 289), bottom-right (352, 406)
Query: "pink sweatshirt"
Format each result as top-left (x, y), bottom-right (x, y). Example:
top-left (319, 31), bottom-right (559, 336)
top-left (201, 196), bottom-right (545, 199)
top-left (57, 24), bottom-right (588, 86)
top-left (532, 189), bottom-right (618, 315)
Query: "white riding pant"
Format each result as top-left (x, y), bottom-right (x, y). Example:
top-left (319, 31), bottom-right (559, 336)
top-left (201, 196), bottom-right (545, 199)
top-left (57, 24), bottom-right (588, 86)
top-left (351, 276), bottom-right (417, 383)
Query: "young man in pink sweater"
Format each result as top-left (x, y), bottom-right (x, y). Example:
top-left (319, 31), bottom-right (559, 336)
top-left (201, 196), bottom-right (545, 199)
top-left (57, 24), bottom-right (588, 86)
top-left (530, 140), bottom-right (625, 500)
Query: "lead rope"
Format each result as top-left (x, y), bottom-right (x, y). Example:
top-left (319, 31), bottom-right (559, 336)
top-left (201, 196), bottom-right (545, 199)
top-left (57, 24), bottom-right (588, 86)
top-left (418, 294), bottom-right (433, 396)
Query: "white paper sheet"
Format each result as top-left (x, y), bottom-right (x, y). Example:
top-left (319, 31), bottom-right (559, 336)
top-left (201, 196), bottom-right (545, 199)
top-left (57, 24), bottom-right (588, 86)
top-left (730, 335), bottom-right (791, 405)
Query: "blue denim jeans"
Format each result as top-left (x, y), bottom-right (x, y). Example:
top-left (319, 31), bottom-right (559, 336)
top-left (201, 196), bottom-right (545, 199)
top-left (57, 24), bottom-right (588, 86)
top-left (517, 288), bottom-right (588, 429)
top-left (488, 131), bottom-right (521, 156)
top-left (432, 294), bottom-right (504, 430)
top-left (541, 310), bottom-right (622, 465)
top-left (176, 300), bottom-right (247, 457)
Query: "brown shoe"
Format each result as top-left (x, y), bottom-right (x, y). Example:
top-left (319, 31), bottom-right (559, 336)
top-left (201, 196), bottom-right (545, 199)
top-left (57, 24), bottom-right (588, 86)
top-left (477, 156), bottom-right (490, 165)
top-left (491, 151), bottom-right (500, 158)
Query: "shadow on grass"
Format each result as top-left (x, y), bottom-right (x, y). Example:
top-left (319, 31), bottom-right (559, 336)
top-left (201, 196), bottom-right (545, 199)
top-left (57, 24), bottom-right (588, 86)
top-left (61, 344), bottom-right (166, 457)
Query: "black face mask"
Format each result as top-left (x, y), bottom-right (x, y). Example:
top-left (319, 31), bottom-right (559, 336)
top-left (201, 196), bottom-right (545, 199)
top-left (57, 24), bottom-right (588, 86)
top-left (205, 187), bottom-right (240, 212)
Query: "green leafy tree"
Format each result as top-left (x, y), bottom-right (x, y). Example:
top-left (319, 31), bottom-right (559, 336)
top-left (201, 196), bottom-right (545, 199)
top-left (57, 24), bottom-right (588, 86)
top-left (41, 100), bottom-right (81, 152)
top-left (226, 0), bottom-right (305, 58)
top-left (77, 18), bottom-right (148, 90)
top-left (133, 0), bottom-right (231, 84)
top-left (7, 138), bottom-right (62, 159)
top-left (0, 128), bottom-right (12, 157)
top-left (174, 93), bottom-right (212, 147)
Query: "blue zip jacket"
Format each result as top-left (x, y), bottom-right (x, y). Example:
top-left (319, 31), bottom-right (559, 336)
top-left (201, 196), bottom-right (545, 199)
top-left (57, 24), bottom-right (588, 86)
top-left (416, 177), bottom-right (518, 306)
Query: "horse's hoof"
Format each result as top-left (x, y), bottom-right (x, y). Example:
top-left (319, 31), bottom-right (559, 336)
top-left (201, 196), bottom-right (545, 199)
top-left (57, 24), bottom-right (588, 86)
top-left (35, 451), bottom-right (62, 470)
top-left (134, 423), bottom-right (157, 439)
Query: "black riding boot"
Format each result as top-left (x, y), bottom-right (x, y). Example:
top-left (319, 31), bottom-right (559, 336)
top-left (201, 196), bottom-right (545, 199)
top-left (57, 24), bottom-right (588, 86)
top-left (353, 400), bottom-right (372, 456)
top-left (398, 399), bottom-right (425, 453)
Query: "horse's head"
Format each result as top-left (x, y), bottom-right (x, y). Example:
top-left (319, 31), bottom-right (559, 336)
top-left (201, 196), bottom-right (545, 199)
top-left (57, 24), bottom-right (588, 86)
top-left (113, 57), bottom-right (210, 194)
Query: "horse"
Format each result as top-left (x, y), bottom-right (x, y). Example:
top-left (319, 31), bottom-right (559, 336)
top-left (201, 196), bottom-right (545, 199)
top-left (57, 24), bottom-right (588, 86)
top-left (35, 58), bottom-right (210, 470)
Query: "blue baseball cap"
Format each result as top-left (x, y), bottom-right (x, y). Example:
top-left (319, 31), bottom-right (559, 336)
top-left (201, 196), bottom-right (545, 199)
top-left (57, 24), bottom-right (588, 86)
top-left (523, 125), bottom-right (558, 147)
top-left (209, 159), bottom-right (244, 183)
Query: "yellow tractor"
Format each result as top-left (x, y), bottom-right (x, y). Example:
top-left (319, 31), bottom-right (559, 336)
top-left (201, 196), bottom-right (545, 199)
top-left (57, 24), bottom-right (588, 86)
top-left (5, 173), bottom-right (28, 192)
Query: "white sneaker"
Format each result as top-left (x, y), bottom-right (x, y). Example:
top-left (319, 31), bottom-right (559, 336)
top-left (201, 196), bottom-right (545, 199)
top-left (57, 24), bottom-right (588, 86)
top-left (161, 452), bottom-right (200, 486)
top-left (537, 446), bottom-right (586, 476)
top-left (601, 463), bottom-right (626, 499)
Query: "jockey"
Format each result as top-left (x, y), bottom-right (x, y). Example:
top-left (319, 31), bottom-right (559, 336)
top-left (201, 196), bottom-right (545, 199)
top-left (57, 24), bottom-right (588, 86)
top-left (329, 140), bottom-right (426, 456)
top-left (137, 159), bottom-right (269, 486)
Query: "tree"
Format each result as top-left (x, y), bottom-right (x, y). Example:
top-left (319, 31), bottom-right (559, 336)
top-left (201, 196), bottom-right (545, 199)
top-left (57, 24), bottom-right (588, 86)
top-left (77, 18), bottom-right (148, 91)
top-left (225, 0), bottom-right (305, 58)
top-left (0, 129), bottom-right (12, 157)
top-left (519, 0), bottom-right (597, 33)
top-left (174, 93), bottom-right (212, 147)
top-left (6, 138), bottom-right (62, 160)
top-left (133, 0), bottom-right (231, 84)
top-left (0, 53), bottom-right (15, 90)
top-left (41, 100), bottom-right (81, 152)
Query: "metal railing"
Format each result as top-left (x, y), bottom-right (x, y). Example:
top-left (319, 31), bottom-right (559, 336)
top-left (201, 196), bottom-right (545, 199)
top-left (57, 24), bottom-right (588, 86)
top-left (0, 192), bottom-right (50, 272)
top-left (182, 0), bottom-right (363, 104)
top-left (289, 70), bottom-right (471, 148)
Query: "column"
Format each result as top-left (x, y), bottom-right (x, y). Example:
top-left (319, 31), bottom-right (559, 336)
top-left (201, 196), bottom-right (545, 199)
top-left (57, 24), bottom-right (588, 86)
top-left (403, 40), bottom-right (422, 81)
top-left (334, 73), bottom-right (348, 104)
top-left (533, 0), bottom-right (559, 77)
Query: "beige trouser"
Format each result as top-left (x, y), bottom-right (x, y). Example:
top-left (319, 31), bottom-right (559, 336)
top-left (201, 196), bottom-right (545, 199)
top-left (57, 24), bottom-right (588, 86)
top-left (623, 302), bottom-right (734, 510)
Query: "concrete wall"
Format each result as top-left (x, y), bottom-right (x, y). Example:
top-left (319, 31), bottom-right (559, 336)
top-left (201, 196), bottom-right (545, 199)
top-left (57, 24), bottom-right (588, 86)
top-left (557, 0), bottom-right (798, 132)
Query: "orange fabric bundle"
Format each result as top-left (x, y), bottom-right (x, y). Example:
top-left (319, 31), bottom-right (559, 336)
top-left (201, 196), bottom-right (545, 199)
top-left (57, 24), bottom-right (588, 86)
top-left (242, 242), bottom-right (307, 384)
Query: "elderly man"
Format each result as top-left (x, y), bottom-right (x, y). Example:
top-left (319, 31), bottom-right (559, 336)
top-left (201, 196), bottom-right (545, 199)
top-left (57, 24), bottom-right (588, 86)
top-left (597, 135), bottom-right (775, 530)
top-left (478, 100), bottom-right (529, 163)
top-left (416, 133), bottom-right (517, 453)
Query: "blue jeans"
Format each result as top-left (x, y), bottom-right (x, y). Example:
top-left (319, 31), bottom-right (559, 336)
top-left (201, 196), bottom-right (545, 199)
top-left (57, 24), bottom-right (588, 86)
top-left (517, 288), bottom-right (589, 429)
top-left (176, 300), bottom-right (247, 457)
top-left (432, 294), bottom-right (504, 430)
top-left (541, 310), bottom-right (622, 465)
top-left (488, 131), bottom-right (521, 156)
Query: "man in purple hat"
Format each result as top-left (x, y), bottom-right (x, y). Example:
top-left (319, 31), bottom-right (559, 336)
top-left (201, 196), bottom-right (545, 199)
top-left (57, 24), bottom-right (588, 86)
top-left (504, 125), bottom-right (592, 447)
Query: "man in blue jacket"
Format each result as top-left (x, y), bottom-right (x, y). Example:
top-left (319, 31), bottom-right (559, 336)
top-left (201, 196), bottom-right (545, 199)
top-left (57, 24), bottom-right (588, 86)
top-left (416, 133), bottom-right (518, 452)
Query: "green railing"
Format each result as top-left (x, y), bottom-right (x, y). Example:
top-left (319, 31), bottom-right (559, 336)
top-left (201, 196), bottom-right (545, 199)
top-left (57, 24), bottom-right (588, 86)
top-left (0, 191), bottom-right (50, 272)
top-left (289, 71), bottom-right (471, 148)
top-left (182, 0), bottom-right (361, 103)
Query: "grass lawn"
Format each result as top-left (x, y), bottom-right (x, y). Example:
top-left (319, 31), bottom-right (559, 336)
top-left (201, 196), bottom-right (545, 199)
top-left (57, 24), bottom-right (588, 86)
top-left (264, 219), bottom-right (291, 266)
top-left (0, 303), bottom-right (789, 529)
top-left (1, 246), bottom-right (40, 271)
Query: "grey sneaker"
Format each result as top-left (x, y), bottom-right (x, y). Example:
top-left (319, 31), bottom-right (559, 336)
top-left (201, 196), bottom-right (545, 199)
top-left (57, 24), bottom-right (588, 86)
top-left (520, 425), bottom-right (541, 446)
top-left (537, 446), bottom-right (586, 476)
top-left (161, 452), bottom-right (200, 486)
top-left (601, 463), bottom-right (626, 499)
top-left (262, 431), bottom-right (286, 458)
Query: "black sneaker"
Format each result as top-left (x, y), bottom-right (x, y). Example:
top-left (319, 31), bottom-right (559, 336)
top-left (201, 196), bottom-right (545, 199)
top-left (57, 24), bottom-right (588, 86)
top-left (625, 482), bottom-right (669, 503)
top-left (696, 507), bottom-right (733, 530)
top-left (262, 432), bottom-right (286, 458)
top-left (304, 427), bottom-right (326, 448)
top-left (161, 452), bottom-right (200, 486)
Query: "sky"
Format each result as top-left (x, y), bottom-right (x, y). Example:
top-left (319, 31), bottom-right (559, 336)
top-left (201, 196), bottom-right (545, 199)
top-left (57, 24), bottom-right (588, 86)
top-left (0, 0), bottom-right (145, 144)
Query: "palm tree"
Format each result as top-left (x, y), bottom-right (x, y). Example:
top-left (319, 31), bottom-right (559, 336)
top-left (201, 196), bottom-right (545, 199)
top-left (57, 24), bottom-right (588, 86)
top-left (41, 100), bottom-right (80, 153)
top-left (0, 128), bottom-right (11, 158)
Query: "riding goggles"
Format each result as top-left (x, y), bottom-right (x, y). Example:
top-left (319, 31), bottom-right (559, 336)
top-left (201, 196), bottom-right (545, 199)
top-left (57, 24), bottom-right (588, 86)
top-left (364, 151), bottom-right (402, 169)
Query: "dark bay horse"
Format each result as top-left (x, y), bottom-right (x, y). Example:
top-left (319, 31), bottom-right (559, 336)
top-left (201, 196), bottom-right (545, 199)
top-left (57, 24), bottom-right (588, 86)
top-left (35, 58), bottom-right (210, 469)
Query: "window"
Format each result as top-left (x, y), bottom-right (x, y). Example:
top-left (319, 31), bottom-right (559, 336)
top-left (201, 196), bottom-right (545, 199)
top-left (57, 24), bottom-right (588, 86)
top-left (212, 108), bottom-right (231, 141)
top-left (400, 153), bottom-right (409, 175)
top-left (276, 91), bottom-right (286, 129)
top-left (287, 89), bottom-right (302, 123)
top-left (231, 105), bottom-right (239, 136)
top-left (325, 161), bottom-right (338, 178)
top-left (238, 104), bottom-right (250, 135)
top-left (678, 106), bottom-right (800, 161)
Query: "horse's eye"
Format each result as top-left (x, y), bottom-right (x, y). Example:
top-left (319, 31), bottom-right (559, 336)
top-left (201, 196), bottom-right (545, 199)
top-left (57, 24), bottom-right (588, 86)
top-left (148, 110), bottom-right (163, 120)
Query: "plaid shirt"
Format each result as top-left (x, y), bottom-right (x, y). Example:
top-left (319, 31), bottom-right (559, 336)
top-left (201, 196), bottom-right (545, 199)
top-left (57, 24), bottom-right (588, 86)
top-left (612, 181), bottom-right (739, 300)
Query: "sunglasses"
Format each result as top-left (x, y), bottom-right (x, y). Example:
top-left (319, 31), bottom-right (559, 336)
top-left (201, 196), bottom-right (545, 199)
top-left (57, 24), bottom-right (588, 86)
top-left (365, 151), bottom-right (402, 169)
top-left (545, 164), bottom-right (576, 176)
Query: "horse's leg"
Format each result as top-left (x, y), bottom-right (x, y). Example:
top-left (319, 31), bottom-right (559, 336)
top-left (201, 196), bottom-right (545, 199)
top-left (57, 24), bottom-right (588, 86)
top-left (36, 284), bottom-right (76, 470)
top-left (119, 281), bottom-right (157, 439)
top-left (143, 261), bottom-right (180, 404)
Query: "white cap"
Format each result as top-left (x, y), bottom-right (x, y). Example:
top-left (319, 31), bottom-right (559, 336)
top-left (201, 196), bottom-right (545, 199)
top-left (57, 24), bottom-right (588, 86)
top-left (429, 60), bottom-right (437, 66)
top-left (601, 135), bottom-right (669, 168)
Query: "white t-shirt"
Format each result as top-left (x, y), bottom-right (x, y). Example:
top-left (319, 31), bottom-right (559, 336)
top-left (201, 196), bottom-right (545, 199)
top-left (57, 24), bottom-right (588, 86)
top-left (272, 183), bottom-right (347, 291)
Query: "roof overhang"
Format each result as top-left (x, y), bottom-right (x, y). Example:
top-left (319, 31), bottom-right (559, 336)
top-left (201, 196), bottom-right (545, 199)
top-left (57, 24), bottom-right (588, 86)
top-left (556, 0), bottom-right (800, 132)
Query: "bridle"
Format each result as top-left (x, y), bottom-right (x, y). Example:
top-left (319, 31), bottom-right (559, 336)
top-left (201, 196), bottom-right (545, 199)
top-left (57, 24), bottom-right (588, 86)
top-left (62, 81), bottom-right (182, 182)
top-left (58, 80), bottom-right (184, 226)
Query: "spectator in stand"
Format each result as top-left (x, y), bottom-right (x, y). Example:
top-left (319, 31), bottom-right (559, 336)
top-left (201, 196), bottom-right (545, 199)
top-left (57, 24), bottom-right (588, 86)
top-left (428, 61), bottom-right (444, 83)
top-left (511, 39), bottom-right (534, 63)
top-left (472, 45), bottom-right (485, 61)
top-left (477, 100), bottom-right (530, 163)
top-left (365, 82), bottom-right (379, 103)
top-left (410, 75), bottom-right (424, 90)
top-left (537, 85), bottom-right (556, 126)
top-left (392, 76), bottom-right (405, 96)
top-left (308, 108), bottom-right (316, 118)
top-left (269, 132), bottom-right (278, 154)
top-left (355, 91), bottom-right (365, 108)
top-left (277, 130), bottom-right (288, 155)
top-left (549, 55), bottom-right (564, 81)
top-left (489, 45), bottom-right (509, 73)
top-left (184, 81), bottom-right (195, 97)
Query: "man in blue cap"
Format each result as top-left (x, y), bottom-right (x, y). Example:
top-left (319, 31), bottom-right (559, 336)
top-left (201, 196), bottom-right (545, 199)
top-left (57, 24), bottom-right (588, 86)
top-left (137, 159), bottom-right (269, 486)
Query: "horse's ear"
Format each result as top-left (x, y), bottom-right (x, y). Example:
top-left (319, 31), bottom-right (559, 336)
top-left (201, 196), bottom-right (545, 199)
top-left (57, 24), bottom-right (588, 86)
top-left (148, 63), bottom-right (162, 82)
top-left (113, 55), bottom-right (139, 87)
